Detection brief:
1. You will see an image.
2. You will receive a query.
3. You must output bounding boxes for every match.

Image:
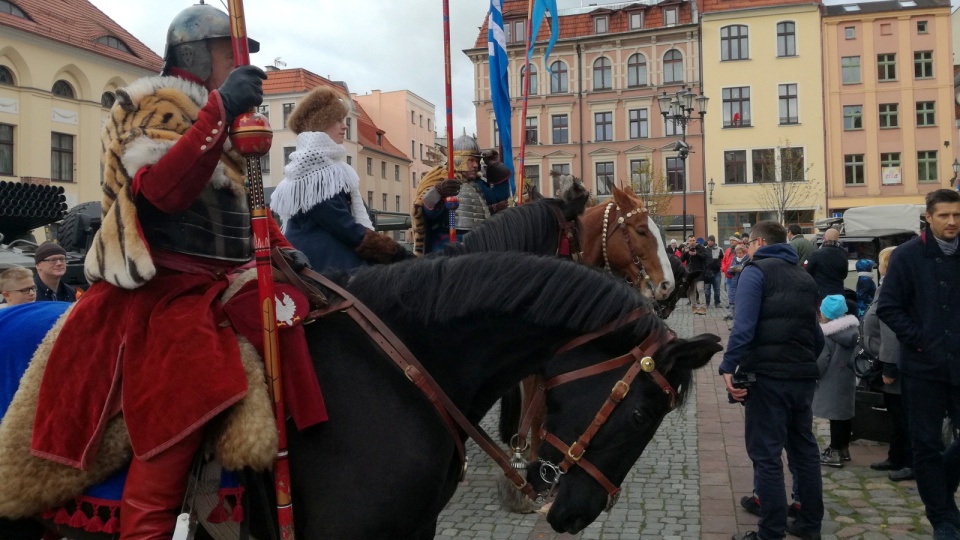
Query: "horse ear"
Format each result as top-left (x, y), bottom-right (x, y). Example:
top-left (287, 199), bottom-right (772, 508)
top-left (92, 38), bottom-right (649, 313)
top-left (561, 194), bottom-right (589, 221)
top-left (611, 185), bottom-right (631, 209)
top-left (660, 334), bottom-right (723, 371)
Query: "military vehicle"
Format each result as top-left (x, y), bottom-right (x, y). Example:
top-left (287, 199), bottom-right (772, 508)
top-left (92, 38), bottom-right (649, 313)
top-left (0, 182), bottom-right (98, 289)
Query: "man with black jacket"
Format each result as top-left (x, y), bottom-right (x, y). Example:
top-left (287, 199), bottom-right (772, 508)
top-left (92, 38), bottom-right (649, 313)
top-left (704, 235), bottom-right (724, 309)
top-left (878, 189), bottom-right (960, 540)
top-left (720, 221), bottom-right (825, 540)
top-left (806, 227), bottom-right (848, 301)
top-left (680, 234), bottom-right (707, 315)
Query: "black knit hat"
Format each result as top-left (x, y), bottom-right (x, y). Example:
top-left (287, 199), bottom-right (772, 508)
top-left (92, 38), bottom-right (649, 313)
top-left (34, 241), bottom-right (66, 264)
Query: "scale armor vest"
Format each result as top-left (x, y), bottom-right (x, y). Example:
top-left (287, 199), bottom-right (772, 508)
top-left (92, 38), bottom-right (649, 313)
top-left (140, 185), bottom-right (253, 262)
top-left (455, 181), bottom-right (491, 232)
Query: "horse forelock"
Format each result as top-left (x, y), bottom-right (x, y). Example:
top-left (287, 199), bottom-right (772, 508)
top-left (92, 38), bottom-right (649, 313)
top-left (346, 251), bottom-right (661, 339)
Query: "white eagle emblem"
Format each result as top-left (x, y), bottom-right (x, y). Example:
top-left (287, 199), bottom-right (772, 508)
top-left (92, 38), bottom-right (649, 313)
top-left (275, 292), bottom-right (297, 327)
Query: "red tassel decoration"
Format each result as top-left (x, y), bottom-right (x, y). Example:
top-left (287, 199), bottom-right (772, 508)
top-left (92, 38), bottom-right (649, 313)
top-left (230, 494), bottom-right (244, 523)
top-left (40, 508), bottom-right (57, 520)
top-left (67, 505), bottom-right (89, 528)
top-left (206, 493), bottom-right (228, 524)
top-left (53, 506), bottom-right (71, 525)
top-left (84, 504), bottom-right (104, 533)
top-left (101, 507), bottom-right (120, 534)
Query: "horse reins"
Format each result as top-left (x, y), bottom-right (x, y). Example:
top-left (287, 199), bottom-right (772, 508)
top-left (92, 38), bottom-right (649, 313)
top-left (513, 306), bottom-right (677, 510)
top-left (600, 201), bottom-right (652, 289)
top-left (273, 250), bottom-right (676, 511)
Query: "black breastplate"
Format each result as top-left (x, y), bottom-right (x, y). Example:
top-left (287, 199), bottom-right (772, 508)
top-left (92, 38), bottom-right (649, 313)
top-left (140, 185), bottom-right (252, 262)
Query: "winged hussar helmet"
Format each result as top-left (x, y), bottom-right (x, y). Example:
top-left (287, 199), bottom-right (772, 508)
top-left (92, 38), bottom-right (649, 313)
top-left (162, 1), bottom-right (260, 79)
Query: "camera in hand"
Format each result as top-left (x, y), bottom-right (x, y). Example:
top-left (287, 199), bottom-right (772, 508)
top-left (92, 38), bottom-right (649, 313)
top-left (727, 372), bottom-right (756, 404)
top-left (731, 372), bottom-right (756, 389)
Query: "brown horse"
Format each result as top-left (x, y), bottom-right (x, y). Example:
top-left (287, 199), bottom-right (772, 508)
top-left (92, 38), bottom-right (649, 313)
top-left (579, 186), bottom-right (674, 301)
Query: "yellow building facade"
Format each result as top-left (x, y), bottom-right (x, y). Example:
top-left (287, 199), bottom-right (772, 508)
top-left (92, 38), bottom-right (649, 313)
top-left (822, 0), bottom-right (956, 213)
top-left (0, 1), bottom-right (161, 209)
top-left (701, 1), bottom-right (827, 241)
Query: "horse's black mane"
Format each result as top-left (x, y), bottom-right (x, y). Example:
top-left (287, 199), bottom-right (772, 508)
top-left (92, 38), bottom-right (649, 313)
top-left (435, 199), bottom-right (563, 257)
top-left (340, 251), bottom-right (693, 404)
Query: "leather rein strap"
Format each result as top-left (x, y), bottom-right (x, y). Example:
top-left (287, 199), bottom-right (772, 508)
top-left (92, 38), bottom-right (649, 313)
top-left (548, 203), bottom-right (582, 264)
top-left (271, 249), bottom-right (537, 499)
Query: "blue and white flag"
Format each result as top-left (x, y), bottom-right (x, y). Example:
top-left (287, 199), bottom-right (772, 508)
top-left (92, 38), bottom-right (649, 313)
top-left (488, 0), bottom-right (515, 194)
top-left (528, 0), bottom-right (559, 65)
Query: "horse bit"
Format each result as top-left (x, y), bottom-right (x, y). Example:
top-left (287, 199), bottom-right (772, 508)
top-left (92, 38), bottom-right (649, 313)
top-left (600, 201), bottom-right (652, 289)
top-left (513, 307), bottom-right (677, 511)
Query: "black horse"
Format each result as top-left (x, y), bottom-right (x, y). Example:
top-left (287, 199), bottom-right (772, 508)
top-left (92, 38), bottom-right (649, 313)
top-left (4, 252), bottom-right (720, 539)
top-left (282, 252), bottom-right (719, 537)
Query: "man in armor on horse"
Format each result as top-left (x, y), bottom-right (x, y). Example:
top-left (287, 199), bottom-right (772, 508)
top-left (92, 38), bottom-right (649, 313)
top-left (412, 133), bottom-right (512, 254)
top-left (17, 4), bottom-right (324, 539)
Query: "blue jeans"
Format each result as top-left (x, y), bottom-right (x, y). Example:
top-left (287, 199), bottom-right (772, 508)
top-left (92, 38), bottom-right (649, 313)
top-left (745, 376), bottom-right (823, 539)
top-left (704, 272), bottom-right (722, 306)
top-left (901, 374), bottom-right (960, 529)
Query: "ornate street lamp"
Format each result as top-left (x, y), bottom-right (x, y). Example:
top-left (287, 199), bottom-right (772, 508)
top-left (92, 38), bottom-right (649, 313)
top-left (708, 178), bottom-right (716, 204)
top-left (659, 85), bottom-right (708, 239)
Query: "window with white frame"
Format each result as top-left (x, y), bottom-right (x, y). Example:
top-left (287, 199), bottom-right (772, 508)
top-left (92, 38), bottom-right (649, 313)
top-left (550, 61), bottom-right (568, 93)
top-left (521, 64), bottom-right (538, 96)
top-left (627, 53), bottom-right (647, 87)
top-left (720, 25), bottom-right (749, 61)
top-left (595, 161), bottom-right (614, 195)
top-left (593, 57), bottom-right (612, 90)
top-left (628, 109), bottom-right (648, 139)
top-left (51, 132), bottom-right (74, 181)
top-left (552, 114), bottom-right (568, 144)
top-left (917, 150), bottom-right (938, 182)
top-left (778, 84), bottom-right (798, 124)
top-left (724, 150), bottom-right (746, 184)
top-left (777, 21), bottom-right (796, 57)
top-left (879, 103), bottom-right (899, 128)
top-left (595, 112), bottom-right (613, 142)
top-left (663, 50), bottom-right (683, 84)
top-left (525, 117), bottom-right (538, 144)
top-left (722, 87), bottom-right (750, 127)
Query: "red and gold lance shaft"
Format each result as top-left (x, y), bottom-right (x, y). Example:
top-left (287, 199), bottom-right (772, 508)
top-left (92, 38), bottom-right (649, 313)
top-left (226, 0), bottom-right (296, 538)
top-left (443, 0), bottom-right (454, 181)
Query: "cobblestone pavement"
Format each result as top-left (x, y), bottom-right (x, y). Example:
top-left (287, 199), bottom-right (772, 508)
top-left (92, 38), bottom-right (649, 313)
top-left (436, 294), bottom-right (936, 539)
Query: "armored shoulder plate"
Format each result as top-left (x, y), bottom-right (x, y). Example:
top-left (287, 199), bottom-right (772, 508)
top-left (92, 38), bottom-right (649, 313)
top-left (455, 181), bottom-right (491, 232)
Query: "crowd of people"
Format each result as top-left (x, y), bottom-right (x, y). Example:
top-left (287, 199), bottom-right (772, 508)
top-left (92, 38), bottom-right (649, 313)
top-left (721, 188), bottom-right (960, 540)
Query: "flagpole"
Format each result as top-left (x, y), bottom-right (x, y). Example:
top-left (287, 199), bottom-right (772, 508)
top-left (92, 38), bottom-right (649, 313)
top-left (443, 0), bottom-right (455, 182)
top-left (517, 0), bottom-right (535, 205)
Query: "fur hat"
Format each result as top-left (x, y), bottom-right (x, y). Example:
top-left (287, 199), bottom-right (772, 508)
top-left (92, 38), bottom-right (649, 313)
top-left (34, 242), bottom-right (66, 264)
top-left (729, 236), bottom-right (740, 243)
top-left (820, 294), bottom-right (847, 320)
top-left (287, 87), bottom-right (350, 135)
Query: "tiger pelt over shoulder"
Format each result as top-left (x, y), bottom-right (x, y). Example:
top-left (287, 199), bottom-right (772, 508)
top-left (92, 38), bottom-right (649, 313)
top-left (89, 76), bottom-right (247, 289)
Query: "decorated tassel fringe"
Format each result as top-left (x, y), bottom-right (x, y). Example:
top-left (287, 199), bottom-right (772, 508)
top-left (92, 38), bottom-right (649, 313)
top-left (67, 506), bottom-right (89, 528)
top-left (53, 505), bottom-right (71, 525)
top-left (84, 505), bottom-right (104, 533)
top-left (101, 507), bottom-right (120, 534)
top-left (206, 496), bottom-right (229, 524)
top-left (231, 495), bottom-right (244, 523)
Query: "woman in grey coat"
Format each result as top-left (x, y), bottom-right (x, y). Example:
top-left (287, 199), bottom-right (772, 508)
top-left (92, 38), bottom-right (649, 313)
top-left (814, 294), bottom-right (861, 468)
top-left (863, 246), bottom-right (914, 481)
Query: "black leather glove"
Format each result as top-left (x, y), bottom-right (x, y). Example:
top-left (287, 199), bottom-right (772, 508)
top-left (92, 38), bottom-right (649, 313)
top-left (436, 180), bottom-right (462, 198)
top-left (282, 248), bottom-right (312, 272)
top-left (218, 65), bottom-right (268, 121)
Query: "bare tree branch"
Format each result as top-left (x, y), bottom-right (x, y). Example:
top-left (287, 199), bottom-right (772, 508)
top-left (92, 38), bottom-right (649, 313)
top-left (753, 140), bottom-right (817, 224)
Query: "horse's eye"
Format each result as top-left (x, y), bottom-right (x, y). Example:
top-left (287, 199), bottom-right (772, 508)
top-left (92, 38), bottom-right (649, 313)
top-left (634, 227), bottom-right (647, 237)
top-left (632, 409), bottom-right (651, 428)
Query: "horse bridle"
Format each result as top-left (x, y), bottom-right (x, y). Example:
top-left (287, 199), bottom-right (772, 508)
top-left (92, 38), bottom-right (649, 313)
top-left (600, 201), bottom-right (652, 289)
top-left (548, 203), bottom-right (582, 263)
top-left (513, 307), bottom-right (677, 511)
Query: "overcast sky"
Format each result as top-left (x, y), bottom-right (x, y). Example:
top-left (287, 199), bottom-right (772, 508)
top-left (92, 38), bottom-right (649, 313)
top-left (89, 0), bottom-right (958, 142)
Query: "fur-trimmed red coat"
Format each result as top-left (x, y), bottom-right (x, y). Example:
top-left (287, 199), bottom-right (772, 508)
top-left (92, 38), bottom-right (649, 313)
top-left (31, 74), bottom-right (294, 469)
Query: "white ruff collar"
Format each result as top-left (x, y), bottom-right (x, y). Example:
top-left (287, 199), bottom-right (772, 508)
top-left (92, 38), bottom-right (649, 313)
top-left (270, 132), bottom-right (372, 230)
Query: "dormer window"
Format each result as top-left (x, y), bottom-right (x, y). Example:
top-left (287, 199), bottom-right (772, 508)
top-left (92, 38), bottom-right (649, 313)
top-left (376, 133), bottom-right (382, 145)
top-left (504, 19), bottom-right (526, 45)
top-left (663, 7), bottom-right (678, 26)
top-left (0, 1), bottom-right (28, 20)
top-left (594, 15), bottom-right (608, 34)
top-left (629, 12), bottom-right (643, 30)
top-left (96, 36), bottom-right (133, 54)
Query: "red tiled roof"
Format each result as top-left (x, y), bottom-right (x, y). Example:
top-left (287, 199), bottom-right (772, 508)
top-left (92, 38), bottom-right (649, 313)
top-left (473, 0), bottom-right (695, 49)
top-left (263, 68), bottom-right (347, 95)
top-left (354, 101), bottom-right (411, 163)
top-left (0, 0), bottom-right (162, 72)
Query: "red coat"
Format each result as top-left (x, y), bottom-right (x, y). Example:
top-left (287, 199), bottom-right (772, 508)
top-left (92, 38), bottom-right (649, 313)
top-left (31, 76), bottom-right (301, 469)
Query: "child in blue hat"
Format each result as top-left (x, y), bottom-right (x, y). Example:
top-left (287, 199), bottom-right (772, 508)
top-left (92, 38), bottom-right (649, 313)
top-left (814, 294), bottom-right (861, 468)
